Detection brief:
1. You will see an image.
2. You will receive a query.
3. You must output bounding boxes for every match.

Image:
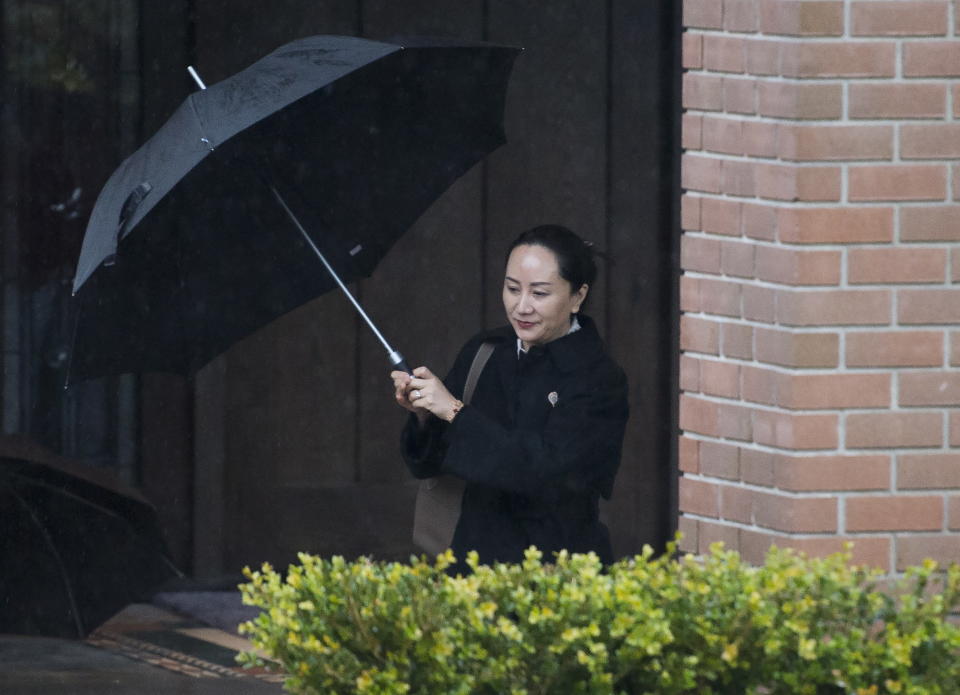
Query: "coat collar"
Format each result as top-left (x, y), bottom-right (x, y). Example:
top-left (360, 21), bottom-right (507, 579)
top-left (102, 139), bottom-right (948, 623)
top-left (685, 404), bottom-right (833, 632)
top-left (479, 314), bottom-right (605, 374)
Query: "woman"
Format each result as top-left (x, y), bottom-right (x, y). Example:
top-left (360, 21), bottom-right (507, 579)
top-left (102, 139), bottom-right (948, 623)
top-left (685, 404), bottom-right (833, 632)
top-left (391, 224), bottom-right (629, 566)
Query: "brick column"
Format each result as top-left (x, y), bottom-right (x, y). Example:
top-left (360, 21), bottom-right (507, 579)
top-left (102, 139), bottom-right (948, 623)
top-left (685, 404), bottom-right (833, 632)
top-left (680, 0), bottom-right (960, 572)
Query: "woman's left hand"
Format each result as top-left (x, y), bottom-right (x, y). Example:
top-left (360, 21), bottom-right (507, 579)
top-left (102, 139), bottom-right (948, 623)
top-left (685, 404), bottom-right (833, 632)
top-left (407, 367), bottom-right (460, 422)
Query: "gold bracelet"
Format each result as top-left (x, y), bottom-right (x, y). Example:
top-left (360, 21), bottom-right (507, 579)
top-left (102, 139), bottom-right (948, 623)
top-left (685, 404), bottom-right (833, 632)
top-left (447, 399), bottom-right (464, 423)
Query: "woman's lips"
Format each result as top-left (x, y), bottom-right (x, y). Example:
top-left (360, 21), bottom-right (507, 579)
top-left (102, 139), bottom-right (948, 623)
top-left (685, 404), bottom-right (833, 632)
top-left (516, 320), bottom-right (537, 330)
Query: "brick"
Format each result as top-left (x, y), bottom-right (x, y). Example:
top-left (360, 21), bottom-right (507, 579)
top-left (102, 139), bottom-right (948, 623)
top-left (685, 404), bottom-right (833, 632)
top-left (953, 249), bottom-right (960, 283)
top-left (753, 410), bottom-right (839, 449)
top-left (677, 516), bottom-right (699, 552)
top-left (781, 372), bottom-right (890, 409)
top-left (682, 113), bottom-right (703, 150)
top-left (785, 535), bottom-right (891, 572)
top-left (755, 246), bottom-right (841, 286)
top-left (848, 248), bottom-right (946, 285)
top-left (753, 491), bottom-right (838, 533)
top-left (682, 73), bottom-right (723, 111)
top-left (739, 528), bottom-right (779, 565)
top-left (742, 284), bottom-right (776, 322)
top-left (851, 2), bottom-right (948, 36)
top-left (953, 333), bottom-right (960, 367)
top-left (901, 206), bottom-right (960, 241)
top-left (724, 0), bottom-right (759, 32)
top-left (681, 234), bottom-right (721, 273)
top-left (899, 289), bottom-right (960, 324)
top-left (680, 394), bottom-right (720, 437)
top-left (950, 496), bottom-right (960, 530)
top-left (697, 521), bottom-right (741, 555)
top-left (719, 484), bottom-right (754, 524)
top-left (720, 159), bottom-right (754, 197)
top-left (847, 495), bottom-right (943, 532)
top-left (702, 116), bottom-right (742, 155)
top-left (779, 125), bottom-right (892, 161)
top-left (846, 412), bottom-right (942, 449)
top-left (678, 434), bottom-right (700, 474)
top-left (781, 42), bottom-right (896, 78)
top-left (953, 410), bottom-right (960, 446)
top-left (699, 439), bottom-right (740, 479)
top-left (755, 327), bottom-right (839, 368)
top-left (897, 535), bottom-right (960, 571)
top-left (680, 275), bottom-right (701, 312)
top-left (746, 39), bottom-right (781, 75)
top-left (777, 207), bottom-right (893, 244)
top-left (700, 278), bottom-right (741, 317)
top-left (904, 41), bottom-right (960, 77)
top-left (680, 315), bottom-right (720, 354)
top-left (740, 448), bottom-right (775, 487)
top-left (701, 196), bottom-right (742, 236)
top-left (956, 85), bottom-right (960, 118)
top-left (683, 0), bottom-right (723, 29)
top-left (898, 453), bottom-right (960, 489)
top-left (775, 454), bottom-right (890, 491)
top-left (742, 121), bottom-right (776, 158)
top-left (682, 154), bottom-right (723, 194)
top-left (758, 81), bottom-right (843, 120)
top-left (755, 164), bottom-right (841, 202)
top-left (849, 165), bottom-right (947, 202)
top-left (679, 475), bottom-right (719, 517)
top-left (741, 365), bottom-right (777, 405)
top-left (682, 31), bottom-right (703, 69)
top-left (849, 83), bottom-right (946, 119)
top-left (680, 354), bottom-right (700, 393)
top-left (742, 203), bottom-right (776, 241)
top-left (760, 0), bottom-right (844, 36)
top-left (721, 322), bottom-right (753, 360)
top-left (723, 77), bottom-right (756, 115)
top-left (681, 194), bottom-right (701, 231)
top-left (720, 240), bottom-right (754, 278)
top-left (846, 331), bottom-right (943, 368)
top-left (703, 34), bottom-right (745, 73)
top-left (899, 371), bottom-right (960, 407)
top-left (901, 124), bottom-right (960, 159)
top-left (700, 359), bottom-right (740, 399)
top-left (777, 289), bottom-right (890, 326)
top-left (717, 402), bottom-right (753, 441)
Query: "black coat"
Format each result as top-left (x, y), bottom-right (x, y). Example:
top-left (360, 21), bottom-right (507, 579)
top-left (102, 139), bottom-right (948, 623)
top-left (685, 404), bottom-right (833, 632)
top-left (402, 315), bottom-right (629, 566)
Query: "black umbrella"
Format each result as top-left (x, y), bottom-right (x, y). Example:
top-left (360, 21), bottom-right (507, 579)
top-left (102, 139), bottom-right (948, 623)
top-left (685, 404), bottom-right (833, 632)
top-left (0, 449), bottom-right (181, 637)
top-left (69, 34), bottom-right (519, 381)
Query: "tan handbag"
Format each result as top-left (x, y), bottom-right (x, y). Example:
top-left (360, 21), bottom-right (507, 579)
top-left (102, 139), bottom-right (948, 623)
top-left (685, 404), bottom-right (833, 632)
top-left (412, 341), bottom-right (495, 555)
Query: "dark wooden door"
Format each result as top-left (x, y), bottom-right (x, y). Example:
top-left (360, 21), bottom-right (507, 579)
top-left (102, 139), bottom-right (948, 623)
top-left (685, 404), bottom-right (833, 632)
top-left (159, 0), bottom-right (678, 576)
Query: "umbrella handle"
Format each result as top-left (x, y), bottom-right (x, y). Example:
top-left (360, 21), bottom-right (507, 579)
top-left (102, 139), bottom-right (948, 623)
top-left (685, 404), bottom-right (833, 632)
top-left (390, 352), bottom-right (413, 376)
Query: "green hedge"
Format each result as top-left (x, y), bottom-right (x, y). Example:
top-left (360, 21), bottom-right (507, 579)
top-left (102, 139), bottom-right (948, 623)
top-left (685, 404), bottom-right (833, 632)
top-left (237, 540), bottom-right (960, 694)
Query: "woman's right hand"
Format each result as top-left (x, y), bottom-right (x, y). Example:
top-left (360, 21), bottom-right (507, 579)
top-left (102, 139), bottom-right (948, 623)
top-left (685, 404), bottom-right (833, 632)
top-left (391, 370), bottom-right (424, 417)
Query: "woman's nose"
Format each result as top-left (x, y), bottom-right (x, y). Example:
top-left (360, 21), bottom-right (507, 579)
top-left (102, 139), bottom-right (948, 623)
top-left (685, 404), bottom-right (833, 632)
top-left (517, 294), bottom-right (534, 313)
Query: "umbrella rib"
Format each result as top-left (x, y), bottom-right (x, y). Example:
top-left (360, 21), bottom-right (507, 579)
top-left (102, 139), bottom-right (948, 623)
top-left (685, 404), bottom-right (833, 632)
top-left (9, 486), bottom-right (86, 636)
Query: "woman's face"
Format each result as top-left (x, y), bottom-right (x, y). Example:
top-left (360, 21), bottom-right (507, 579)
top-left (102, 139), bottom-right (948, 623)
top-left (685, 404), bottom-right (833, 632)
top-left (503, 244), bottom-right (588, 349)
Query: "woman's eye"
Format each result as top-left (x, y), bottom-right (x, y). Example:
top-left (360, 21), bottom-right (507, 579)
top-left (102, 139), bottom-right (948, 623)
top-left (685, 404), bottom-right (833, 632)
top-left (506, 286), bottom-right (520, 294)
top-left (533, 291), bottom-right (548, 297)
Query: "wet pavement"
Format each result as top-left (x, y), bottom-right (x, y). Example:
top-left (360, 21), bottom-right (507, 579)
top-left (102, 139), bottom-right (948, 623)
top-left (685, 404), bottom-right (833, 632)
top-left (0, 602), bottom-right (284, 694)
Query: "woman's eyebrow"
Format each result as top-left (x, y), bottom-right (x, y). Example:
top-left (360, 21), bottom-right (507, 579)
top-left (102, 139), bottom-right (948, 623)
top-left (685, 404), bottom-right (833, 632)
top-left (504, 275), bottom-right (553, 286)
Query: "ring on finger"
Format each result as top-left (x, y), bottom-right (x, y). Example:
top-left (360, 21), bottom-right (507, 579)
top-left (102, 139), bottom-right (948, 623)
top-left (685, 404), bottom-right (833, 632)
top-left (413, 389), bottom-right (422, 399)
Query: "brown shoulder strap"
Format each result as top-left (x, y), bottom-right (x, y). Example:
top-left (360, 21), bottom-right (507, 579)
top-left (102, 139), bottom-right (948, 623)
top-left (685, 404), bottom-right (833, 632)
top-left (462, 341), bottom-right (495, 404)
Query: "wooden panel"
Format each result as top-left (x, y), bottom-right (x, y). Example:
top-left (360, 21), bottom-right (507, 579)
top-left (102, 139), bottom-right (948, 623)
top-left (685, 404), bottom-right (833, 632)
top-left (485, 0), bottom-right (609, 330)
top-left (605, 0), bottom-right (679, 555)
top-left (356, 2), bottom-right (486, 486)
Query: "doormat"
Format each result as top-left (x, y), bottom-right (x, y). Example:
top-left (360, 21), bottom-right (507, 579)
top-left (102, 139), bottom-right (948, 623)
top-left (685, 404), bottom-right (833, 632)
top-left (86, 603), bottom-right (284, 683)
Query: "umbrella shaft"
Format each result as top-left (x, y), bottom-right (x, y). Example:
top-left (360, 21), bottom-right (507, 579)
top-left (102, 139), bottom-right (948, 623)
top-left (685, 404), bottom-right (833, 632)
top-left (269, 186), bottom-right (407, 370)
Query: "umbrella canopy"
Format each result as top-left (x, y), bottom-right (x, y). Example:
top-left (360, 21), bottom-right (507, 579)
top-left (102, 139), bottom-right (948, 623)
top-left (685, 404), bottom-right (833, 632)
top-left (0, 452), bottom-right (180, 637)
top-left (69, 34), bottom-right (519, 381)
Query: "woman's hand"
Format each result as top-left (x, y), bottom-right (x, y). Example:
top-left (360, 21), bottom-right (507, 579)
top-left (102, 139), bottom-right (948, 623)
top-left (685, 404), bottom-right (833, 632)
top-left (390, 367), bottom-right (459, 423)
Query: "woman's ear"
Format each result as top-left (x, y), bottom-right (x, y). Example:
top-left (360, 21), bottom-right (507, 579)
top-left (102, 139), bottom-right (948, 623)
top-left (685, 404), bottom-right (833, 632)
top-left (572, 284), bottom-right (589, 314)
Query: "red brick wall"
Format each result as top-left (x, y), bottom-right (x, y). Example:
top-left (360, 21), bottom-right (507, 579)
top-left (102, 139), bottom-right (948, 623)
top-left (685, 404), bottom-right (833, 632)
top-left (680, 0), bottom-right (960, 572)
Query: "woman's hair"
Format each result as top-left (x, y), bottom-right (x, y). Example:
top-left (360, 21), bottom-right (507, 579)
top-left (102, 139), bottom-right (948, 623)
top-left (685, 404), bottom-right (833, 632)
top-left (505, 224), bottom-right (598, 292)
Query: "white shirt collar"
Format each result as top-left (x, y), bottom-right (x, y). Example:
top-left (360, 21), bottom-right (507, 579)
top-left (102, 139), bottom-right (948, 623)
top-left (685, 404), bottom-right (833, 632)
top-left (517, 315), bottom-right (581, 356)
